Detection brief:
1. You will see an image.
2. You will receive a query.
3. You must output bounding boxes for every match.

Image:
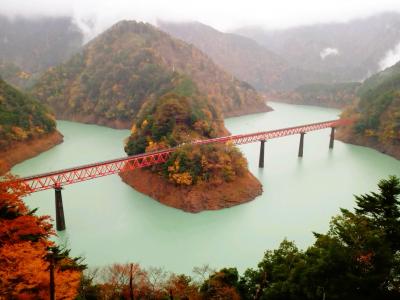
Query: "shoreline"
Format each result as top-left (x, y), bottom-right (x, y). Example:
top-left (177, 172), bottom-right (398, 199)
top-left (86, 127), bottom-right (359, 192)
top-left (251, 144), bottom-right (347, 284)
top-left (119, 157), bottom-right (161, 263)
top-left (0, 131), bottom-right (64, 175)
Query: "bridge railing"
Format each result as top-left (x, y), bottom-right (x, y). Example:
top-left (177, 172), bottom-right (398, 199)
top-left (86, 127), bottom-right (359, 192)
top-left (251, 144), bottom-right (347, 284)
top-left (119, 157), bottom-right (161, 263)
top-left (8, 119), bottom-right (350, 192)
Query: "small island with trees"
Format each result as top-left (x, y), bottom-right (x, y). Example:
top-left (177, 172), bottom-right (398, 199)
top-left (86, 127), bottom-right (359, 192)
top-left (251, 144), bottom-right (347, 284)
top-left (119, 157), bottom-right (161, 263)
top-left (121, 75), bottom-right (262, 212)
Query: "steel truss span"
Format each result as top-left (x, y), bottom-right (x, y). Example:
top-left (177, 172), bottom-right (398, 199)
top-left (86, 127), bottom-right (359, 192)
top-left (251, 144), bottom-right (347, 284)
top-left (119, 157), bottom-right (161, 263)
top-left (11, 119), bottom-right (350, 192)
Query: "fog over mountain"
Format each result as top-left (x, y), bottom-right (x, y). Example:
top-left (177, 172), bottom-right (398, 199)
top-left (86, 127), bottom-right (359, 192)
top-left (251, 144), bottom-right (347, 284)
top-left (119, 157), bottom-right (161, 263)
top-left (3, 1), bottom-right (400, 90)
top-left (2, 0), bottom-right (400, 41)
top-left (235, 12), bottom-right (400, 82)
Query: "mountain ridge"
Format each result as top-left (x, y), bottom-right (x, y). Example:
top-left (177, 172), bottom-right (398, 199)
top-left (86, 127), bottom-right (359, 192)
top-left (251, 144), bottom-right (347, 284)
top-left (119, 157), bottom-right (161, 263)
top-left (32, 20), bottom-right (270, 129)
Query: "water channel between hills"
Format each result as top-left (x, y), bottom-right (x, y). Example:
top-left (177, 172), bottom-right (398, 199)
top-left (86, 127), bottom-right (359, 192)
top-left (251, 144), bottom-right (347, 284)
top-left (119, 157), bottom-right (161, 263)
top-left (11, 102), bottom-right (400, 274)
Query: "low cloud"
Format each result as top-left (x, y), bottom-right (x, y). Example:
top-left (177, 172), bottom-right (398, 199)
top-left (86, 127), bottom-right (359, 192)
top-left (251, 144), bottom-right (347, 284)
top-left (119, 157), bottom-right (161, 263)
top-left (320, 47), bottom-right (339, 60)
top-left (379, 41), bottom-right (400, 70)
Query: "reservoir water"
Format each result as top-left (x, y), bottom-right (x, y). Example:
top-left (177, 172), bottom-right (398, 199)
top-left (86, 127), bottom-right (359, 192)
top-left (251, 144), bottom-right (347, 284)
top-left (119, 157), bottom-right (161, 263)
top-left (11, 102), bottom-right (400, 274)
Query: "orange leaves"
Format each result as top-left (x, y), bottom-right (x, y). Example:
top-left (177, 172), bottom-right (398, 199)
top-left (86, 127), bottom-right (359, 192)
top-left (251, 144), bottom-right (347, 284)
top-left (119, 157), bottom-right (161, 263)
top-left (0, 241), bottom-right (48, 297)
top-left (0, 174), bottom-right (32, 216)
top-left (0, 242), bottom-right (81, 299)
top-left (0, 174), bottom-right (82, 298)
top-left (0, 214), bottom-right (53, 245)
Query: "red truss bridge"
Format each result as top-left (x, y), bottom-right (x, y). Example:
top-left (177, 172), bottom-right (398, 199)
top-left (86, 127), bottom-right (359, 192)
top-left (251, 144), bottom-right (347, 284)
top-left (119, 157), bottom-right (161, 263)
top-left (5, 119), bottom-right (351, 231)
top-left (15, 119), bottom-right (350, 192)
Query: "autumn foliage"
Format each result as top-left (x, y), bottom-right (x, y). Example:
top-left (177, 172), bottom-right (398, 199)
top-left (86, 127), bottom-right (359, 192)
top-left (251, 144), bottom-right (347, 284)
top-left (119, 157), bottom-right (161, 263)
top-left (124, 91), bottom-right (248, 186)
top-left (0, 77), bottom-right (56, 151)
top-left (0, 174), bottom-right (82, 299)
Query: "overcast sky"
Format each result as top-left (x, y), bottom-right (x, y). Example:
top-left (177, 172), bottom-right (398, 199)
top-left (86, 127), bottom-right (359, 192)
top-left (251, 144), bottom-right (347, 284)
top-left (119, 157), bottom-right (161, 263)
top-left (2, 0), bottom-right (400, 35)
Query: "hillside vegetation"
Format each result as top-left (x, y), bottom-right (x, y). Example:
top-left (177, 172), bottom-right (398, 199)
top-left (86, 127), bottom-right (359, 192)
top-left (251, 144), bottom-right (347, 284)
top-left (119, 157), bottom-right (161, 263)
top-left (125, 84), bottom-right (245, 186)
top-left (33, 21), bottom-right (269, 129)
top-left (339, 62), bottom-right (400, 158)
top-left (279, 82), bottom-right (361, 108)
top-left (0, 77), bottom-right (56, 150)
top-left (236, 12), bottom-right (400, 82)
top-left (0, 77), bottom-right (62, 174)
top-left (159, 21), bottom-right (334, 92)
top-left (122, 80), bottom-right (262, 212)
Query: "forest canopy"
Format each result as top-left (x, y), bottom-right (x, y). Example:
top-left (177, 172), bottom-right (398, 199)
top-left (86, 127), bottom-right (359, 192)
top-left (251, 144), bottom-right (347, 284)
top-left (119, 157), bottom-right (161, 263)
top-left (0, 77), bottom-right (56, 151)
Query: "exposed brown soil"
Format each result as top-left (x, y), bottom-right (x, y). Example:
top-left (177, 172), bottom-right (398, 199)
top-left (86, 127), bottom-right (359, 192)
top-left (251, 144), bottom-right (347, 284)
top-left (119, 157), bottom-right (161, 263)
top-left (120, 169), bottom-right (263, 213)
top-left (0, 131), bottom-right (64, 175)
top-left (337, 128), bottom-right (400, 160)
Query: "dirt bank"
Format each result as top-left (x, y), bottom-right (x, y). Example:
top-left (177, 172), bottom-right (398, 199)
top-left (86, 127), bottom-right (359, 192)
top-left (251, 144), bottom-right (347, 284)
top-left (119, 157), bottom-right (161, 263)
top-left (0, 131), bottom-right (64, 175)
top-left (120, 169), bottom-right (263, 213)
top-left (337, 128), bottom-right (400, 160)
top-left (223, 103), bottom-right (273, 118)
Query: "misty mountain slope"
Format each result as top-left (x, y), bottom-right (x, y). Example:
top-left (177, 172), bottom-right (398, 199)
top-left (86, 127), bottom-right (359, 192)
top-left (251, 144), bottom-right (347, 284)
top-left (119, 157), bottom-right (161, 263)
top-left (32, 21), bottom-right (269, 128)
top-left (159, 21), bottom-right (334, 91)
top-left (0, 15), bottom-right (83, 88)
top-left (236, 12), bottom-right (400, 82)
top-left (279, 82), bottom-right (361, 109)
top-left (338, 61), bottom-right (400, 159)
top-left (0, 76), bottom-right (63, 174)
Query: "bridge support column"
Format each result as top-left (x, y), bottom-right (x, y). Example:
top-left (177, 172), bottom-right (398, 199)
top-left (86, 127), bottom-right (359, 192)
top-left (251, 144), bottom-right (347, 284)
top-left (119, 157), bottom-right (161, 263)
top-left (298, 132), bottom-right (305, 157)
top-left (54, 185), bottom-right (66, 231)
top-left (259, 140), bottom-right (266, 168)
top-left (329, 127), bottom-right (335, 149)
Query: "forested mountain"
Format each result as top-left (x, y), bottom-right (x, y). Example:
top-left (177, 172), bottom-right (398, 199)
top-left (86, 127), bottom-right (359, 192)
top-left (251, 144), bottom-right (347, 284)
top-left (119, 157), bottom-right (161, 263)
top-left (236, 12), bottom-right (400, 82)
top-left (0, 77), bottom-right (62, 173)
top-left (280, 82), bottom-right (361, 108)
top-left (0, 15), bottom-right (83, 88)
top-left (32, 21), bottom-right (269, 129)
top-left (159, 21), bottom-right (334, 91)
top-left (0, 77), bottom-right (56, 150)
top-left (339, 61), bottom-right (400, 159)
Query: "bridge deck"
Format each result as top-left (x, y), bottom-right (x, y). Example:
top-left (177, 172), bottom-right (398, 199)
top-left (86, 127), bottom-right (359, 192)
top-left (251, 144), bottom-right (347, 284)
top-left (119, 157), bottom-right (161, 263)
top-left (8, 119), bottom-right (350, 192)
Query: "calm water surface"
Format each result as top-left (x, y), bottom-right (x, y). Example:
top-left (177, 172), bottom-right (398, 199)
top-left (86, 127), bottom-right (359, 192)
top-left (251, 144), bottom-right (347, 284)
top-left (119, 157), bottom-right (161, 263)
top-left (12, 102), bottom-right (400, 274)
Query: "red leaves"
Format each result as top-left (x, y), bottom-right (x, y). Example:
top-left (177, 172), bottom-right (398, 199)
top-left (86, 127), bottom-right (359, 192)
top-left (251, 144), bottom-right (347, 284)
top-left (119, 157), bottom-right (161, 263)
top-left (0, 174), bottom-right (81, 298)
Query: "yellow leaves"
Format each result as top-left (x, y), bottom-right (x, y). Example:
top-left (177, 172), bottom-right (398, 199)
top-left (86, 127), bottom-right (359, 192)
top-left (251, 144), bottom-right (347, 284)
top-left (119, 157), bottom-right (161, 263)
top-left (170, 172), bottom-right (193, 185)
top-left (131, 124), bottom-right (137, 134)
top-left (364, 129), bottom-right (377, 137)
top-left (116, 101), bottom-right (126, 111)
top-left (193, 120), bottom-right (209, 134)
top-left (11, 126), bottom-right (28, 140)
top-left (142, 119), bottom-right (149, 128)
top-left (35, 126), bottom-right (45, 134)
top-left (167, 158), bottom-right (193, 185)
top-left (112, 83), bottom-right (121, 93)
top-left (17, 71), bottom-right (31, 79)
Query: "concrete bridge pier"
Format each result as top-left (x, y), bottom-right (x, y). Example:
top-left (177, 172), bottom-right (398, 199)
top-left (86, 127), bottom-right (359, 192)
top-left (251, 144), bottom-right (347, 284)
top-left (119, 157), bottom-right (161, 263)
top-left (259, 140), bottom-right (266, 168)
top-left (298, 132), bottom-right (305, 157)
top-left (329, 127), bottom-right (335, 149)
top-left (54, 185), bottom-right (66, 231)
